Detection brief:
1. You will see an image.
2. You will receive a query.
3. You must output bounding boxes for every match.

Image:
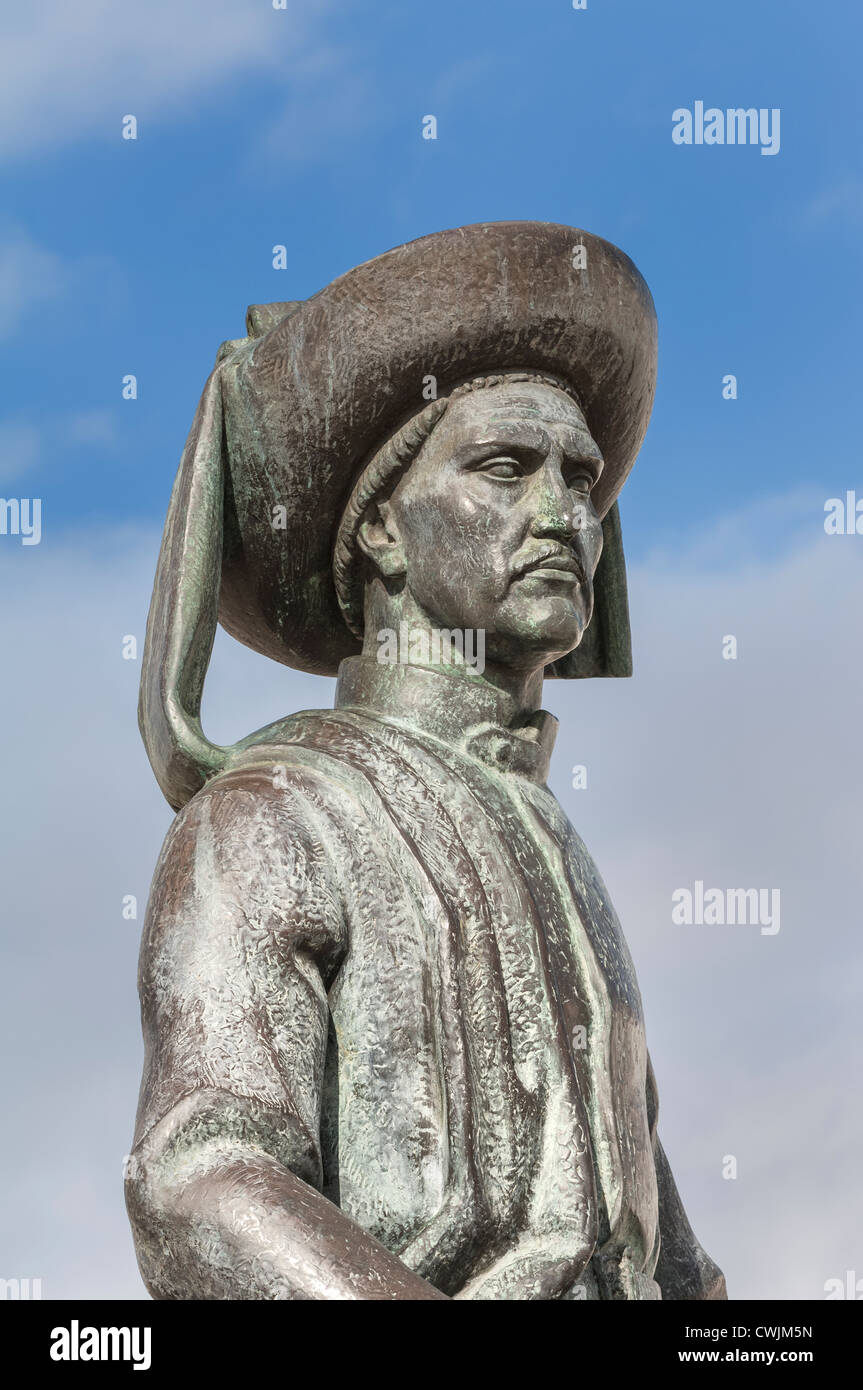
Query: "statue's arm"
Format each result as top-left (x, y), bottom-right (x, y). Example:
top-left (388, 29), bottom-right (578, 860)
top-left (647, 1055), bottom-right (728, 1300)
top-left (125, 767), bottom-right (447, 1301)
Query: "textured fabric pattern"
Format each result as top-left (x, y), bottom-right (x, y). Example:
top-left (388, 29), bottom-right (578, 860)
top-left (130, 688), bottom-right (724, 1300)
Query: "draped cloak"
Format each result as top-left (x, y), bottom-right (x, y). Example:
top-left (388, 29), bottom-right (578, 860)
top-left (129, 658), bottom-right (725, 1301)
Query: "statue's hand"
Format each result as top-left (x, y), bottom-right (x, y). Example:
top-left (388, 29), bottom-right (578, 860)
top-left (454, 1249), bottom-right (586, 1301)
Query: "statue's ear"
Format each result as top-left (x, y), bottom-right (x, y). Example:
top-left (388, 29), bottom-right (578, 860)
top-left (355, 498), bottom-right (408, 580)
top-left (546, 501), bottom-right (633, 679)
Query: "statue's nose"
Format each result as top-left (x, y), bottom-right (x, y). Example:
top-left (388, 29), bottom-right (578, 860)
top-left (529, 462), bottom-right (581, 539)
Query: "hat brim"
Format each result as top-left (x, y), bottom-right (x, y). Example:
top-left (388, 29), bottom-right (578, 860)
top-left (216, 220), bottom-right (656, 676)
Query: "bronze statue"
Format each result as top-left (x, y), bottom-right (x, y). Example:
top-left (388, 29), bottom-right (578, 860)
top-left (127, 222), bottom-right (726, 1300)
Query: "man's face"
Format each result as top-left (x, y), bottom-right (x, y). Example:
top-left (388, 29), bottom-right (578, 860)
top-left (384, 380), bottom-right (606, 670)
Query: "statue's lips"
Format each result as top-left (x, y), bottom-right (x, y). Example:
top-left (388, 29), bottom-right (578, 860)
top-left (515, 554), bottom-right (584, 584)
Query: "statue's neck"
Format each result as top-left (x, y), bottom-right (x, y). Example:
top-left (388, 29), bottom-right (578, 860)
top-left (360, 589), bottom-right (545, 723)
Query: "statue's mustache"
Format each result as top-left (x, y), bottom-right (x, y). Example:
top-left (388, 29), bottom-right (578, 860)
top-left (510, 543), bottom-right (587, 585)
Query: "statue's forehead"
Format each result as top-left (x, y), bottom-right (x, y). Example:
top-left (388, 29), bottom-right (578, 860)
top-left (447, 382), bottom-right (590, 432)
top-left (441, 383), bottom-right (599, 452)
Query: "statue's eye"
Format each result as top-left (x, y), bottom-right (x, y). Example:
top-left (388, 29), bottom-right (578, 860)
top-left (567, 472), bottom-right (593, 496)
top-left (480, 457), bottom-right (523, 479)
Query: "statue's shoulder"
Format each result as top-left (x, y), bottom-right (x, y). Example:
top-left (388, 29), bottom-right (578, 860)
top-left (153, 711), bottom-right (367, 894)
top-left (224, 707), bottom-right (369, 778)
top-left (143, 714), bottom-right (353, 962)
top-left (175, 709), bottom-right (376, 830)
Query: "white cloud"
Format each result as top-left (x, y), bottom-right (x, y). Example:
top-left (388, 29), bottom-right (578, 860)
top-left (640, 486), bottom-right (827, 571)
top-left (0, 421), bottom-right (41, 483)
top-left (802, 176), bottom-right (863, 228)
top-left (65, 409), bottom-right (117, 447)
top-left (0, 0), bottom-right (336, 162)
top-left (0, 504), bottom-right (860, 1299)
top-left (430, 54), bottom-right (499, 108)
top-left (0, 224), bottom-right (65, 338)
top-left (253, 53), bottom-right (380, 170)
top-left (0, 408), bottom-right (118, 488)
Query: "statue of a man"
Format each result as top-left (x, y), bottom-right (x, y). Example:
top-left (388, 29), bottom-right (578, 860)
top-left (127, 222), bottom-right (726, 1301)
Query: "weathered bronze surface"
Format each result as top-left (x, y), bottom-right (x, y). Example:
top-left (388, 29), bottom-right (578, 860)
top-left (128, 222), bottom-right (726, 1300)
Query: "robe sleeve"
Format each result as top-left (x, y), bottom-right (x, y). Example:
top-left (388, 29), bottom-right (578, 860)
top-left (646, 1054), bottom-right (728, 1301)
top-left (125, 761), bottom-right (446, 1300)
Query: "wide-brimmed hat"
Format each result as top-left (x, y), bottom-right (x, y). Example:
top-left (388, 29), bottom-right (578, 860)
top-left (141, 222), bottom-right (657, 808)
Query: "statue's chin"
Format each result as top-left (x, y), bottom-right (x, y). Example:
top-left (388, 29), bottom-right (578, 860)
top-left (487, 593), bottom-right (590, 659)
top-left (481, 625), bottom-right (587, 672)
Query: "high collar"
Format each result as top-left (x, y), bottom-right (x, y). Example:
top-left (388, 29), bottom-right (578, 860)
top-left (335, 656), bottom-right (558, 784)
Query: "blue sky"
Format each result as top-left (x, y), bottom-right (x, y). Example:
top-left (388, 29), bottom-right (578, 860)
top-left (2, 0), bottom-right (862, 1302)
top-left (3, 0), bottom-right (862, 557)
